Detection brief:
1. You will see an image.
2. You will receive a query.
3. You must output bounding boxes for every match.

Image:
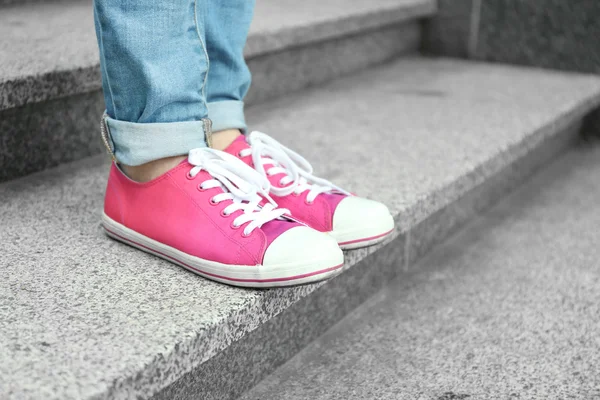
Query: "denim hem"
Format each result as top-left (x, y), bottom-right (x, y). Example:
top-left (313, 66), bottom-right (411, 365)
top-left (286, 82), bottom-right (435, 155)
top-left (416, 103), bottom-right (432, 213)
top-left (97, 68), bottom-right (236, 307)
top-left (207, 100), bottom-right (247, 133)
top-left (104, 116), bottom-right (207, 166)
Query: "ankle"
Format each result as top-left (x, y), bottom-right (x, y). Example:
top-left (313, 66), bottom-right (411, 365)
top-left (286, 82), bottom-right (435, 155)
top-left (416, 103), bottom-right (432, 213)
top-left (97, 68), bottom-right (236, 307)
top-left (119, 129), bottom-right (241, 182)
top-left (211, 129), bottom-right (241, 151)
top-left (122, 154), bottom-right (187, 182)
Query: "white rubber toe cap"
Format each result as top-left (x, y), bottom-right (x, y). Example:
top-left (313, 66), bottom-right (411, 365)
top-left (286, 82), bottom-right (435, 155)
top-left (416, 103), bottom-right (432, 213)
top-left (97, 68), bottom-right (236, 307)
top-left (262, 226), bottom-right (343, 282)
top-left (331, 196), bottom-right (395, 248)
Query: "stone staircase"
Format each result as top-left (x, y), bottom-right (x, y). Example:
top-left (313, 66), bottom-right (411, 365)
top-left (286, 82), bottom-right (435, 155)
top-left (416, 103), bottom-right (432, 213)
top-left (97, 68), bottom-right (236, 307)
top-left (241, 137), bottom-right (600, 400)
top-left (2, 1), bottom-right (600, 399)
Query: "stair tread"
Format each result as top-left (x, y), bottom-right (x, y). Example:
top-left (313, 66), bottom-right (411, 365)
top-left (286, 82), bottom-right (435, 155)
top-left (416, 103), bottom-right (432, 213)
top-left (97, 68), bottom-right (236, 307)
top-left (241, 141), bottom-right (600, 400)
top-left (2, 57), bottom-right (600, 399)
top-left (0, 0), bottom-right (435, 110)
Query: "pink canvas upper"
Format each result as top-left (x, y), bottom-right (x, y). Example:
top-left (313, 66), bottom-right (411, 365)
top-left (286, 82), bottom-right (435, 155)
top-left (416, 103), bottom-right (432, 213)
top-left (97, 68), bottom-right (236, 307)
top-left (104, 160), bottom-right (300, 265)
top-left (225, 136), bottom-right (347, 232)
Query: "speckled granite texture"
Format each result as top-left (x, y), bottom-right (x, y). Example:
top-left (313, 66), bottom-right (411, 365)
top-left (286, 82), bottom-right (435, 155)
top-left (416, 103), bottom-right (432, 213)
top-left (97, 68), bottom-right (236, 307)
top-left (0, 0), bottom-right (436, 110)
top-left (0, 0), bottom-right (99, 110)
top-left (2, 58), bottom-right (600, 399)
top-left (0, 91), bottom-right (105, 182)
top-left (152, 235), bottom-right (405, 400)
top-left (246, 22), bottom-right (420, 106)
top-left (423, 0), bottom-right (476, 57)
top-left (241, 141), bottom-right (600, 400)
top-left (0, 0), bottom-right (57, 6)
top-left (476, 0), bottom-right (600, 74)
top-left (248, 58), bottom-right (600, 233)
top-left (406, 119), bottom-right (580, 266)
top-left (246, 0), bottom-right (435, 58)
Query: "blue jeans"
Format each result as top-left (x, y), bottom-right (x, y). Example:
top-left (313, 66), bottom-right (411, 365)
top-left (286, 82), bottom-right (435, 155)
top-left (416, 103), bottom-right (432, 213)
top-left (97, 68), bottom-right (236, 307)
top-left (93, 0), bottom-right (255, 166)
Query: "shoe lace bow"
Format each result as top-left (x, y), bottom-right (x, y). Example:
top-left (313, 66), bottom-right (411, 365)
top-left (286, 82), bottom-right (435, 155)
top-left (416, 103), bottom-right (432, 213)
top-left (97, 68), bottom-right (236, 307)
top-left (239, 131), bottom-right (350, 203)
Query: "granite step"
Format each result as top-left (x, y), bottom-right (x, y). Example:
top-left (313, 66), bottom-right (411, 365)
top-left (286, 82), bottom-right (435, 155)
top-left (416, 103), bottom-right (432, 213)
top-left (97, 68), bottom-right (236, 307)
top-left (240, 139), bottom-right (600, 400)
top-left (0, 0), bottom-right (435, 182)
top-left (0, 0), bottom-right (51, 7)
top-left (2, 57), bottom-right (600, 400)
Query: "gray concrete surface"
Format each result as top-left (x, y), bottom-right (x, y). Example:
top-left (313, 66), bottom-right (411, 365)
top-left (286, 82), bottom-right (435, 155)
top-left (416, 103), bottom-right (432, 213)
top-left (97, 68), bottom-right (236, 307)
top-left (247, 57), bottom-right (600, 233)
top-left (476, 0), bottom-right (600, 75)
top-left (241, 141), bottom-right (600, 400)
top-left (1, 58), bottom-right (600, 399)
top-left (422, 0), bottom-right (476, 58)
top-left (245, 22), bottom-right (420, 106)
top-left (0, 0), bottom-right (435, 110)
top-left (0, 91), bottom-right (106, 183)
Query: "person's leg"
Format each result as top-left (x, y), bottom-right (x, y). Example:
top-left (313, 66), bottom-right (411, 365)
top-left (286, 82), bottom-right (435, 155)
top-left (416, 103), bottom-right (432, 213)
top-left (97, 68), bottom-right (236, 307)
top-left (94, 0), bottom-right (210, 181)
top-left (204, 0), bottom-right (256, 150)
top-left (93, 0), bottom-right (344, 287)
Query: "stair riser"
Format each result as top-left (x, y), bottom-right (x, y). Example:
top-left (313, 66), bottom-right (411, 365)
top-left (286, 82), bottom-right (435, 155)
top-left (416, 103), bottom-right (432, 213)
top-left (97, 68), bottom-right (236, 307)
top-left (246, 22), bottom-right (420, 105)
top-left (406, 119), bottom-right (581, 266)
top-left (0, 21), bottom-right (420, 183)
top-left (149, 115), bottom-right (590, 400)
top-left (153, 234), bottom-right (406, 400)
top-left (0, 0), bottom-right (56, 7)
top-left (0, 63), bottom-right (98, 112)
top-left (0, 91), bottom-right (105, 183)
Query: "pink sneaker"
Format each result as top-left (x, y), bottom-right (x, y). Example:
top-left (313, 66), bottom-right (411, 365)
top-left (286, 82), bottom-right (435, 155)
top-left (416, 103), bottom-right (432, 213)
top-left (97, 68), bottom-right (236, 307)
top-left (225, 132), bottom-right (395, 250)
top-left (102, 148), bottom-right (343, 288)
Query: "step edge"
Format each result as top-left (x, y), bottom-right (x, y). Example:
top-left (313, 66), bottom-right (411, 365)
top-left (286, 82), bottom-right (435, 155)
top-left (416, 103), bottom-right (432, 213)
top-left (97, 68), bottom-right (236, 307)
top-left (0, 0), bottom-right (436, 111)
top-left (244, 0), bottom-right (437, 58)
top-left (401, 88), bottom-right (600, 232)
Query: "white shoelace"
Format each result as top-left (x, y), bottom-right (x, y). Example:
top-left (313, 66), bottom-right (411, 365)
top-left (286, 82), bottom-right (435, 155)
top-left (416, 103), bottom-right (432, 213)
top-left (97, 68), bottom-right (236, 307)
top-left (187, 148), bottom-right (289, 236)
top-left (239, 131), bottom-right (350, 203)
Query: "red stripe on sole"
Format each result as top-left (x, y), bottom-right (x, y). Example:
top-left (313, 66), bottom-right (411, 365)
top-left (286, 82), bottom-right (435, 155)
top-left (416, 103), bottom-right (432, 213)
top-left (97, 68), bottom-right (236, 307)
top-left (104, 227), bottom-right (343, 283)
top-left (338, 229), bottom-right (394, 246)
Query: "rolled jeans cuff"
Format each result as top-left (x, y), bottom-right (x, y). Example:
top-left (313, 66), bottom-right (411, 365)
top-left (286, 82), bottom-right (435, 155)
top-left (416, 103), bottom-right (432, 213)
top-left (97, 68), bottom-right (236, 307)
top-left (207, 100), bottom-right (247, 133)
top-left (103, 115), bottom-right (207, 166)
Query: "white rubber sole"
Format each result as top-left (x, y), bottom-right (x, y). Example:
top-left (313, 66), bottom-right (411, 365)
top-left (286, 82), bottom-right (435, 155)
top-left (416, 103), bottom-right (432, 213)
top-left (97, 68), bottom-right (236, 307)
top-left (330, 227), bottom-right (395, 250)
top-left (102, 213), bottom-right (344, 288)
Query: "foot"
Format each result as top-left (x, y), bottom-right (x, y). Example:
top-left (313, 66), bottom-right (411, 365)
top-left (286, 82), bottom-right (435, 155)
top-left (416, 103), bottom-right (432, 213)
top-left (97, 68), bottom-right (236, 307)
top-left (119, 129), bottom-right (242, 182)
top-left (102, 148), bottom-right (343, 287)
top-left (224, 132), bottom-right (395, 250)
top-left (122, 155), bottom-right (187, 182)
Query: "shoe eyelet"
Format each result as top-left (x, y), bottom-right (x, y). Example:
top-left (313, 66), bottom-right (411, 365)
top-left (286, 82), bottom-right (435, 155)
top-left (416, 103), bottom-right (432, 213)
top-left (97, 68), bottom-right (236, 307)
top-left (230, 221), bottom-right (241, 230)
top-left (220, 210), bottom-right (230, 217)
top-left (304, 198), bottom-right (314, 205)
top-left (242, 230), bottom-right (252, 238)
top-left (186, 172), bottom-right (195, 180)
top-left (197, 184), bottom-right (206, 191)
top-left (209, 197), bottom-right (218, 205)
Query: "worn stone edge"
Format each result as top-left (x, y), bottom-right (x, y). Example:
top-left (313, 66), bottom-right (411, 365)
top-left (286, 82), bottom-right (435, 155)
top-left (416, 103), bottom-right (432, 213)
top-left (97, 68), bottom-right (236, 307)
top-left (406, 117), bottom-right (582, 267)
top-left (397, 89), bottom-right (600, 232)
top-left (0, 0), bottom-right (436, 110)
